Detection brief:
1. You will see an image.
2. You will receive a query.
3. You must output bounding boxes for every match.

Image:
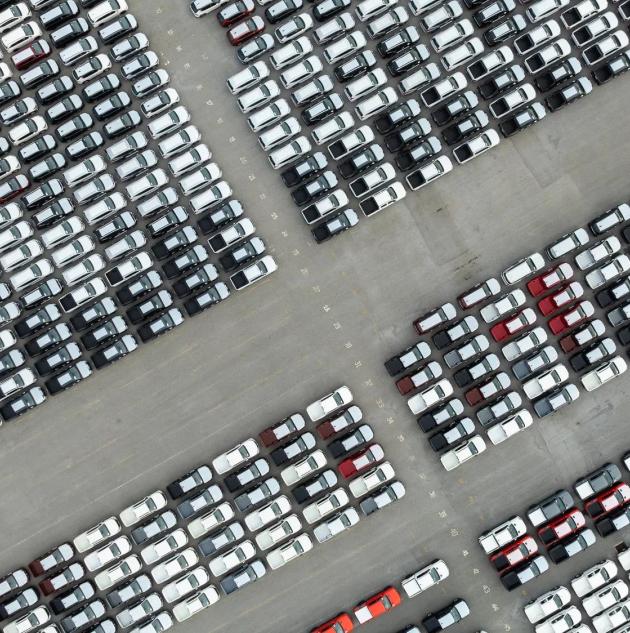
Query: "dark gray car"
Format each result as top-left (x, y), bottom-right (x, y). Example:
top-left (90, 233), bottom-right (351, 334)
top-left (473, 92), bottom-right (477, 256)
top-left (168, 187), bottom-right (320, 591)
top-left (131, 510), bottom-right (177, 546)
top-left (197, 522), bottom-right (245, 558)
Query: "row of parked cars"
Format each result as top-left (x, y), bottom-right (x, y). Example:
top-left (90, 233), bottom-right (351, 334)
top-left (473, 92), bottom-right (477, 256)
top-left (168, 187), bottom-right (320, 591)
top-left (0, 0), bottom-right (277, 421)
top-left (478, 453), bottom-right (630, 600)
top-left (385, 198), bottom-right (630, 470)
top-left (521, 542), bottom-right (630, 633)
top-left (0, 384), bottom-right (404, 633)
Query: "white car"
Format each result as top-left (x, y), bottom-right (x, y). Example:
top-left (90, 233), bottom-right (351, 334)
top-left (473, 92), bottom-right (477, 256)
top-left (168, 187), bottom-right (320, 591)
top-left (355, 87), bottom-right (398, 120)
top-left (248, 98), bottom-right (291, 132)
top-left (526, 39), bottom-right (571, 74)
top-left (399, 62), bottom-right (441, 94)
top-left (209, 541), bottom-right (256, 576)
top-left (454, 128), bottom-right (500, 163)
top-left (162, 567), bottom-right (210, 604)
top-left (421, 71), bottom-right (467, 105)
top-left (408, 378), bottom-right (453, 414)
top-left (547, 228), bottom-right (589, 259)
top-left (9, 260), bottom-right (53, 292)
top-left (323, 31), bottom-right (366, 64)
top-left (52, 236), bottom-right (95, 268)
top-left (487, 410), bottom-right (534, 445)
top-left (502, 326), bottom-right (548, 361)
top-left (1, 21), bottom-right (41, 52)
top-left (116, 594), bottom-right (163, 629)
top-left (576, 236), bottom-right (621, 269)
top-left (73, 517), bottom-right (122, 554)
top-left (126, 169), bottom-right (169, 201)
top-left (0, 221), bottom-right (33, 252)
top-left (592, 601), bottom-right (630, 633)
top-left (147, 107), bottom-right (191, 139)
top-left (590, 203), bottom-right (630, 235)
top-left (515, 19), bottom-right (561, 54)
top-left (524, 586), bottom-right (572, 624)
top-left (586, 254), bottom-right (630, 289)
top-left (410, 0), bottom-right (443, 13)
top-left (442, 37), bottom-right (484, 71)
top-left (583, 580), bottom-right (629, 617)
top-left (581, 357), bottom-right (627, 391)
top-left (572, 560), bottom-right (618, 597)
top-left (9, 116), bottom-right (47, 146)
top-left (0, 368), bottom-right (35, 400)
top-left (281, 450), bottom-right (326, 486)
top-left (245, 495), bottom-right (291, 531)
top-left (83, 192), bottom-right (126, 225)
top-left (0, 330), bottom-right (16, 353)
top-left (72, 54), bottom-right (112, 84)
top-left (63, 156), bottom-right (107, 188)
top-left (440, 435), bottom-right (486, 471)
top-left (212, 438), bottom-right (259, 474)
top-left (367, 6), bottom-right (408, 37)
top-left (259, 117), bottom-right (301, 151)
top-left (237, 80), bottom-right (281, 114)
top-left (172, 586), bottom-right (220, 623)
top-left (226, 61), bottom-right (270, 95)
top-left (527, 0), bottom-right (570, 22)
top-left (467, 46), bottom-right (513, 80)
top-left (302, 488), bottom-right (349, 524)
top-left (535, 606), bottom-right (581, 633)
top-left (311, 111), bottom-right (354, 144)
top-left (84, 536), bottom-right (132, 572)
top-left (94, 555), bottom-right (142, 591)
top-left (306, 385), bottom-right (353, 421)
top-left (189, 180), bottom-right (232, 214)
top-left (401, 559), bottom-right (449, 598)
top-left (169, 144), bottom-right (212, 177)
top-left (348, 462), bottom-right (395, 498)
top-left (60, 37), bottom-right (98, 66)
top-left (41, 217), bottom-right (85, 249)
top-left (269, 36), bottom-right (313, 69)
top-left (355, 0), bottom-right (398, 22)
top-left (406, 155), bottom-right (453, 191)
top-left (314, 12), bottom-right (355, 43)
top-left (0, 4), bottom-right (30, 34)
top-left (280, 55), bottom-right (323, 89)
top-left (266, 534), bottom-right (313, 570)
top-left (562, 0), bottom-right (607, 27)
top-left (478, 515), bottom-right (527, 554)
top-left (431, 18), bottom-right (474, 52)
top-left (119, 491), bottom-right (167, 527)
top-left (490, 83), bottom-right (537, 118)
top-left (523, 364), bottom-right (569, 399)
top-left (313, 508), bottom-right (360, 543)
top-left (502, 252), bottom-right (545, 284)
top-left (87, 0), bottom-right (128, 26)
top-left (0, 302), bottom-right (20, 328)
top-left (2, 607), bottom-right (50, 633)
top-left (157, 125), bottom-right (201, 159)
top-left (187, 502), bottom-right (234, 539)
top-left (141, 529), bottom-right (189, 565)
top-left (0, 155), bottom-right (20, 180)
top-left (268, 136), bottom-right (311, 169)
top-left (151, 549), bottom-right (199, 585)
top-left (179, 164), bottom-right (222, 196)
top-left (0, 239), bottom-right (43, 272)
top-left (255, 515), bottom-right (302, 551)
top-left (421, 1), bottom-right (459, 31)
top-left (480, 289), bottom-right (526, 323)
top-left (344, 68), bottom-right (387, 101)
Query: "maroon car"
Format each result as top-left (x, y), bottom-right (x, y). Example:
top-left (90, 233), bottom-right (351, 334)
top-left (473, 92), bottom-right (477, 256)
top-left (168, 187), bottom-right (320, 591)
top-left (39, 563), bottom-right (85, 596)
top-left (217, 0), bottom-right (255, 26)
top-left (228, 16), bottom-right (264, 45)
top-left (28, 542), bottom-right (74, 577)
top-left (317, 405), bottom-right (363, 439)
top-left (12, 40), bottom-right (51, 71)
top-left (259, 412), bottom-right (305, 447)
top-left (0, 175), bottom-right (29, 204)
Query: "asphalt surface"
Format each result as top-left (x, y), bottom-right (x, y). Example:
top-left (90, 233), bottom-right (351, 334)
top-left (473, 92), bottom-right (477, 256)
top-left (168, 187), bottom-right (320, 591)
top-left (2, 2), bottom-right (630, 633)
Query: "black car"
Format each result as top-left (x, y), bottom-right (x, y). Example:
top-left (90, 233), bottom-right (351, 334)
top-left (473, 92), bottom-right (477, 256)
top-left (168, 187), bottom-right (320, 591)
top-left (375, 98), bottom-right (420, 134)
top-left (33, 198), bottom-right (74, 229)
top-left (546, 77), bottom-right (592, 112)
top-left (70, 298), bottom-right (117, 331)
top-left (548, 529), bottom-right (596, 563)
top-left (534, 58), bottom-right (581, 92)
top-left (37, 76), bottom-right (74, 105)
top-left (167, 464), bottom-right (212, 500)
top-left (387, 45), bottom-right (429, 76)
top-left (301, 93), bottom-right (343, 125)
top-left (265, 0), bottom-right (302, 23)
top-left (104, 111), bottom-right (141, 139)
top-left (235, 478), bottom-right (280, 512)
top-left (312, 209), bottom-right (358, 243)
top-left (83, 74), bottom-right (121, 102)
top-left (270, 431), bottom-right (316, 466)
top-left (183, 283), bottom-right (229, 316)
top-left (224, 458), bottom-right (270, 493)
top-left (152, 226), bottom-right (197, 260)
top-left (0, 350), bottom-right (24, 378)
top-left (35, 342), bottom-right (81, 376)
top-left (595, 505), bottom-right (630, 537)
top-left (127, 290), bottom-right (173, 325)
top-left (22, 179), bottom-right (64, 211)
top-left (95, 211), bottom-right (137, 243)
top-left (473, 0), bottom-right (514, 27)
top-left (484, 14), bottom-right (526, 46)
top-left (50, 582), bottom-right (94, 616)
top-left (292, 470), bottom-right (337, 503)
top-left (198, 523), bottom-right (243, 558)
top-left (29, 153), bottom-right (67, 181)
top-left (377, 25), bottom-right (420, 58)
top-left (442, 110), bottom-right (488, 146)
top-left (0, 387), bottom-right (46, 420)
top-left (176, 485), bottom-right (222, 519)
top-left (334, 50), bottom-right (376, 82)
top-left (291, 171), bottom-right (338, 206)
top-left (47, 94), bottom-right (84, 124)
top-left (197, 200), bottom-right (243, 235)
top-left (422, 599), bottom-right (470, 633)
top-left (147, 206), bottom-right (188, 239)
top-left (385, 118), bottom-right (430, 152)
top-left (41, 0), bottom-right (80, 30)
top-left (597, 280), bottom-right (630, 308)
top-left (15, 304), bottom-right (60, 338)
top-left (19, 134), bottom-right (57, 163)
top-left (81, 316), bottom-right (128, 350)
top-left (25, 324), bottom-right (72, 357)
top-left (138, 308), bottom-right (184, 342)
top-left (172, 265), bottom-right (216, 298)
top-left (328, 424), bottom-right (373, 458)
top-left (282, 152), bottom-right (328, 188)
top-left (219, 237), bottom-right (265, 272)
top-left (98, 15), bottom-right (138, 44)
top-left (0, 587), bottom-right (39, 620)
top-left (50, 18), bottom-right (89, 48)
top-left (56, 113), bottom-right (93, 142)
top-left (395, 137), bottom-right (441, 171)
top-left (163, 245), bottom-right (208, 279)
top-left (0, 81), bottom-right (20, 107)
top-left (105, 575), bottom-right (151, 609)
top-left (313, 0), bottom-right (350, 21)
top-left (93, 92), bottom-right (131, 121)
top-left (592, 50), bottom-right (630, 85)
top-left (478, 64), bottom-right (525, 99)
top-left (19, 279), bottom-right (63, 311)
top-left (429, 418), bottom-right (475, 452)
top-left (116, 271), bottom-right (163, 305)
top-left (417, 399), bottom-right (464, 433)
top-left (338, 144), bottom-right (384, 179)
top-left (91, 335), bottom-right (138, 369)
top-left (432, 91), bottom-right (478, 126)
top-left (45, 360), bottom-right (92, 394)
top-left (499, 103), bottom-right (546, 137)
top-left (130, 510), bottom-right (177, 546)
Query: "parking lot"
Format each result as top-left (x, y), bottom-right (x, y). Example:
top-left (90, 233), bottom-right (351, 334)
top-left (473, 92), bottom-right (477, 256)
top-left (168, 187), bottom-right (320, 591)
top-left (1, 1), bottom-right (630, 633)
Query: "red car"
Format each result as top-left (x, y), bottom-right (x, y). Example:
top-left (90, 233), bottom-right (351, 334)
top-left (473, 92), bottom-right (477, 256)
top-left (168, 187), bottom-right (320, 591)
top-left (338, 443), bottom-right (384, 478)
top-left (527, 262), bottom-right (573, 297)
top-left (585, 483), bottom-right (630, 518)
top-left (490, 535), bottom-right (538, 572)
top-left (259, 413), bottom-right (305, 447)
top-left (465, 371), bottom-right (509, 406)
top-left (0, 175), bottom-right (29, 204)
top-left (12, 39), bottom-right (51, 70)
top-left (311, 613), bottom-right (354, 633)
top-left (559, 319), bottom-right (605, 353)
top-left (538, 509), bottom-right (586, 545)
top-left (548, 300), bottom-right (594, 335)
top-left (537, 282), bottom-right (584, 316)
top-left (490, 308), bottom-right (536, 342)
top-left (353, 587), bottom-right (401, 624)
top-left (217, 0), bottom-right (255, 26)
top-left (228, 16), bottom-right (264, 45)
